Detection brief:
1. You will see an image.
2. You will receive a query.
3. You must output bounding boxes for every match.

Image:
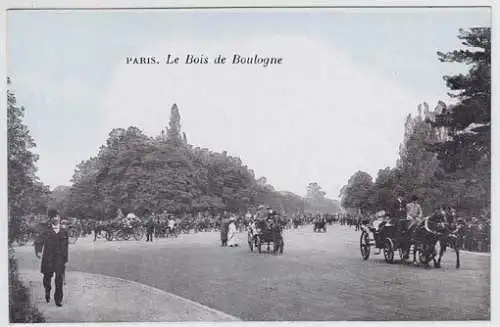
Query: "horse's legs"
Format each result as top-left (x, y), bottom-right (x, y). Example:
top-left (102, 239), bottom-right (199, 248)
top-left (454, 239), bottom-right (461, 269)
top-left (412, 243), bottom-right (417, 264)
top-left (434, 241), bottom-right (445, 268)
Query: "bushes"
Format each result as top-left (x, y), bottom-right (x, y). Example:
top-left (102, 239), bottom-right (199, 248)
top-left (9, 248), bottom-right (45, 323)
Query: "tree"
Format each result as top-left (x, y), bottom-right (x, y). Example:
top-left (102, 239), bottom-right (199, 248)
top-left (306, 182), bottom-right (326, 204)
top-left (7, 77), bottom-right (47, 242)
top-left (340, 171), bottom-right (374, 213)
top-left (166, 103), bottom-right (182, 144)
top-left (432, 27), bottom-right (490, 171)
top-left (370, 167), bottom-right (401, 212)
top-left (7, 77), bottom-right (46, 322)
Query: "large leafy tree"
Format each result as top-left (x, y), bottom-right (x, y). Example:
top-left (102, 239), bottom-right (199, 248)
top-left (7, 78), bottom-right (50, 241)
top-left (341, 28), bottom-right (491, 217)
top-left (429, 28), bottom-right (491, 216)
top-left (8, 78), bottom-right (46, 322)
top-left (432, 27), bottom-right (490, 171)
top-left (340, 171), bottom-right (374, 213)
top-left (63, 104), bottom-right (283, 218)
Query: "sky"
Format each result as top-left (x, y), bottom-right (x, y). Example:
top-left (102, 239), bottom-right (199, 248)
top-left (7, 7), bottom-right (490, 199)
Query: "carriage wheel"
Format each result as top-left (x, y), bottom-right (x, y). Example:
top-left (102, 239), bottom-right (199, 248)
top-left (383, 238), bottom-right (395, 263)
top-left (134, 229), bottom-right (144, 241)
top-left (360, 231), bottom-right (371, 260)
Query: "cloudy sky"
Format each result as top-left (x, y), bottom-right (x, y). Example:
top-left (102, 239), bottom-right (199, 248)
top-left (7, 7), bottom-right (490, 198)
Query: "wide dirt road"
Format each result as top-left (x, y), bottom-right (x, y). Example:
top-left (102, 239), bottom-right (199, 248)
top-left (15, 224), bottom-right (490, 321)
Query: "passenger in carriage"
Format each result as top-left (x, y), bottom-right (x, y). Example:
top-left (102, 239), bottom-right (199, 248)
top-left (380, 192), bottom-right (406, 231)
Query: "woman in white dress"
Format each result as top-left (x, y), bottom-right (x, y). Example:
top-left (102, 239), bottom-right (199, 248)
top-left (227, 216), bottom-right (239, 247)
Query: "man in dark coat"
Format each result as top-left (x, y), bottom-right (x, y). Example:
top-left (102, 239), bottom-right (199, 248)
top-left (220, 217), bottom-right (229, 247)
top-left (34, 209), bottom-right (69, 307)
top-left (145, 211), bottom-right (155, 242)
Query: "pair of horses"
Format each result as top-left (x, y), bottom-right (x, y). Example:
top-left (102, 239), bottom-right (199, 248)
top-left (400, 214), bottom-right (461, 269)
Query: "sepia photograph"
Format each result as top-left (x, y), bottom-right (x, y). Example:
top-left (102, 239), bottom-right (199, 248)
top-left (5, 3), bottom-right (491, 323)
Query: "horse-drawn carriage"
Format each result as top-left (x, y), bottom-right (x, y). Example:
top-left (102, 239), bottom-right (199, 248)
top-left (360, 214), bottom-right (461, 268)
top-left (313, 217), bottom-right (327, 233)
top-left (248, 217), bottom-right (285, 254)
top-left (104, 215), bottom-right (145, 241)
top-left (359, 218), bottom-right (410, 263)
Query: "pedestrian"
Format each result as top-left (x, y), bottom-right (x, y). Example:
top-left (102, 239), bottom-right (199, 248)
top-left (220, 217), bottom-right (228, 247)
top-left (145, 211), bottom-right (155, 242)
top-left (227, 216), bottom-right (239, 247)
top-left (34, 209), bottom-right (69, 307)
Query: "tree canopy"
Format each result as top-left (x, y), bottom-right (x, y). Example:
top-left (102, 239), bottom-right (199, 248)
top-left (7, 78), bottom-right (50, 242)
top-left (340, 28), bottom-right (491, 217)
top-left (59, 104), bottom-right (329, 219)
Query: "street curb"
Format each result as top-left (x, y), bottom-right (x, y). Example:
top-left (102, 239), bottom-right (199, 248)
top-left (18, 269), bottom-right (240, 322)
top-left (95, 272), bottom-right (240, 321)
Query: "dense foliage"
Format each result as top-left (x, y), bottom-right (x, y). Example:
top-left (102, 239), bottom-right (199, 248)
top-left (9, 249), bottom-right (45, 323)
top-left (8, 77), bottom-right (51, 241)
top-left (7, 78), bottom-right (46, 322)
top-left (57, 104), bottom-right (339, 219)
top-left (340, 28), bottom-right (491, 217)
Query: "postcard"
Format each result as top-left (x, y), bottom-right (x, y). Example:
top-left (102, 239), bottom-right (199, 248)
top-left (5, 3), bottom-right (491, 324)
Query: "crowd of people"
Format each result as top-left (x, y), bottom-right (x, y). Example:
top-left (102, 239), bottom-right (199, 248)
top-left (14, 196), bottom-right (490, 253)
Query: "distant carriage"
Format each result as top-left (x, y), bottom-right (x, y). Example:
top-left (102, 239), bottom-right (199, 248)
top-left (104, 215), bottom-right (144, 241)
top-left (248, 217), bottom-right (285, 255)
top-left (313, 218), bottom-right (327, 232)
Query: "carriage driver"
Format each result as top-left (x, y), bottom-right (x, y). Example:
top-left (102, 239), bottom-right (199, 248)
top-left (406, 195), bottom-right (424, 231)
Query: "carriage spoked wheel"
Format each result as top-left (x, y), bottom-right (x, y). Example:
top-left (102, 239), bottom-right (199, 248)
top-left (134, 228), bottom-right (144, 241)
top-left (383, 238), bottom-right (395, 263)
top-left (360, 231), bottom-right (371, 260)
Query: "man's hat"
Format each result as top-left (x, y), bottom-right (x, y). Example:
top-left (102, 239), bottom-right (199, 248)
top-left (47, 208), bottom-right (58, 219)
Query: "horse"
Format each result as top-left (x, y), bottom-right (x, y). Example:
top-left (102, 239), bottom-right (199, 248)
top-left (408, 213), bottom-right (447, 268)
top-left (433, 223), bottom-right (462, 269)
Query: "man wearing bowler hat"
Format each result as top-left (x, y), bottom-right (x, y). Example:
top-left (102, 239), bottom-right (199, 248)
top-left (34, 209), bottom-right (69, 307)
